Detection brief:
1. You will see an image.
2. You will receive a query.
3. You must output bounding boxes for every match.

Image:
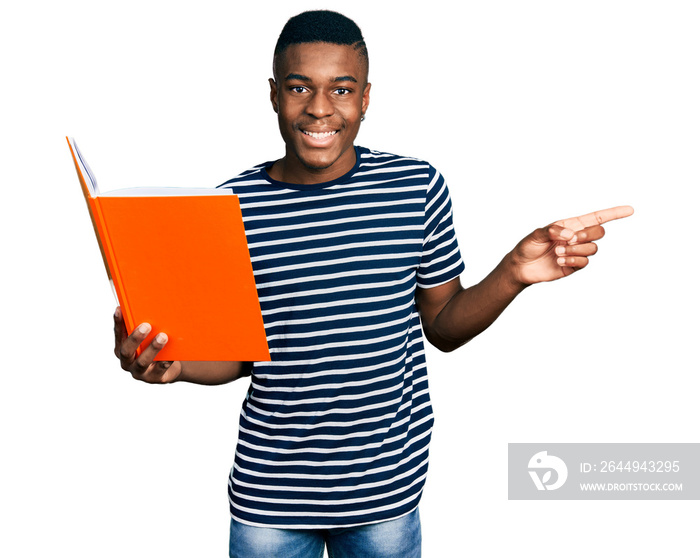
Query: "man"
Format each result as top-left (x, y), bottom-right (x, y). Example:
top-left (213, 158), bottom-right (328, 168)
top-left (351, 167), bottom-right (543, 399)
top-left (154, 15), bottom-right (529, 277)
top-left (114, 10), bottom-right (632, 558)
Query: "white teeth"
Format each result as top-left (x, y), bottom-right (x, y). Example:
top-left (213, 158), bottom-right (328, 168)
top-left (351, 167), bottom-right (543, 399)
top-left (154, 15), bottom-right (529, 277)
top-left (303, 130), bottom-right (337, 139)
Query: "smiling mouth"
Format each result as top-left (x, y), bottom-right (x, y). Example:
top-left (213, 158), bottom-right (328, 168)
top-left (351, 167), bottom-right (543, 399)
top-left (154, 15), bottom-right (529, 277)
top-left (302, 130), bottom-right (338, 139)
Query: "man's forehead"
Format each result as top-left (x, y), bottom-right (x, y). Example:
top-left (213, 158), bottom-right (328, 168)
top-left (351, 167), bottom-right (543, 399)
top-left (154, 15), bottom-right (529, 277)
top-left (273, 42), bottom-right (368, 82)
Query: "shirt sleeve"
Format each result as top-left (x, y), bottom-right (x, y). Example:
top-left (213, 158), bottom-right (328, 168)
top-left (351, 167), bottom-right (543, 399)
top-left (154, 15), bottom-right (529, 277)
top-left (417, 165), bottom-right (465, 289)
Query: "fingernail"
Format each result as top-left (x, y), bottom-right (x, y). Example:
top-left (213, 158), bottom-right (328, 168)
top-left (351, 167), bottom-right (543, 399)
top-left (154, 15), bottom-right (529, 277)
top-left (137, 323), bottom-right (151, 335)
top-left (557, 257), bottom-right (566, 266)
top-left (555, 246), bottom-right (565, 256)
top-left (562, 228), bottom-right (575, 240)
top-left (156, 333), bottom-right (168, 344)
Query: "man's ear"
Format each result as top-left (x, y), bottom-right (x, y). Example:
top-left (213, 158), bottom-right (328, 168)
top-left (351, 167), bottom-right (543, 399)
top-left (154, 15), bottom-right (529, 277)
top-left (269, 78), bottom-right (279, 114)
top-left (362, 82), bottom-right (371, 118)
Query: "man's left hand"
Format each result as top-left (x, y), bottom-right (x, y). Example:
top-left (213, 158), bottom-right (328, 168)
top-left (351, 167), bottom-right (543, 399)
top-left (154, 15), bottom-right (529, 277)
top-left (510, 205), bottom-right (634, 285)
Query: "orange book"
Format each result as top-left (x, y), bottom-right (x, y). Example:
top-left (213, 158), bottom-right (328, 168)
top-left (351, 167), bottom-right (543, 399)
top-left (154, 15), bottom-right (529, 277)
top-left (67, 137), bottom-right (270, 362)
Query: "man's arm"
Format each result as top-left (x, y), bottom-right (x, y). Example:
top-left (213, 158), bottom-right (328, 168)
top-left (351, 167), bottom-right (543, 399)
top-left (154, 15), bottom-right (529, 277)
top-left (113, 308), bottom-right (251, 385)
top-left (417, 205), bottom-right (634, 352)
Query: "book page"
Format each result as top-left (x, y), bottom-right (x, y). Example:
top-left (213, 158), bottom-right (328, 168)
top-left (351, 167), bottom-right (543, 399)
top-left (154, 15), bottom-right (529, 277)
top-left (100, 186), bottom-right (232, 197)
top-left (67, 137), bottom-right (99, 196)
top-left (68, 137), bottom-right (230, 198)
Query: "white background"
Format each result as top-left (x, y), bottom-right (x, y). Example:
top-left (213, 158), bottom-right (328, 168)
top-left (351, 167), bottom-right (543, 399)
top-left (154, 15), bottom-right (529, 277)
top-left (1, 0), bottom-right (698, 556)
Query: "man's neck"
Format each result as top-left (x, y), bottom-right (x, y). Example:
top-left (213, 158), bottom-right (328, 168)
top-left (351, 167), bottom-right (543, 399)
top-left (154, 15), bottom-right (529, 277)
top-left (267, 148), bottom-right (357, 185)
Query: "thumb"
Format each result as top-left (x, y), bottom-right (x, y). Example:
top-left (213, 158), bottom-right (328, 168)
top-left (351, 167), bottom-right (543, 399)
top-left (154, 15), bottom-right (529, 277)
top-left (545, 224), bottom-right (577, 244)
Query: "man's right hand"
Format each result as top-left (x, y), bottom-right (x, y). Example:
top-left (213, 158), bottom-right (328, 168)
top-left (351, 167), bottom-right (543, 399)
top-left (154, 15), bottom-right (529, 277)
top-left (114, 307), bottom-right (182, 383)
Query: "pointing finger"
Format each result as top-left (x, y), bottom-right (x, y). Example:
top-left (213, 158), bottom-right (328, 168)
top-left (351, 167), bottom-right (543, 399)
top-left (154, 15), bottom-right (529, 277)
top-left (557, 205), bottom-right (634, 231)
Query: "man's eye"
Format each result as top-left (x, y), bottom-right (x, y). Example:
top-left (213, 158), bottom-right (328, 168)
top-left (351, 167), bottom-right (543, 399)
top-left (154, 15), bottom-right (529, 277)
top-left (335, 88), bottom-right (351, 95)
top-left (290, 86), bottom-right (307, 94)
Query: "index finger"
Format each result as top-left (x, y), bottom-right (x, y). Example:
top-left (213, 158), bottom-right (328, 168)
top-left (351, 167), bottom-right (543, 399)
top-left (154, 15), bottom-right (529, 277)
top-left (117, 322), bottom-right (152, 370)
top-left (557, 205), bottom-right (634, 231)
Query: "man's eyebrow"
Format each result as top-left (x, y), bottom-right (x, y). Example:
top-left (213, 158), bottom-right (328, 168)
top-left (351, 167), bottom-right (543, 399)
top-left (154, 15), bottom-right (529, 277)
top-left (284, 73), bottom-right (358, 83)
top-left (285, 73), bottom-right (311, 82)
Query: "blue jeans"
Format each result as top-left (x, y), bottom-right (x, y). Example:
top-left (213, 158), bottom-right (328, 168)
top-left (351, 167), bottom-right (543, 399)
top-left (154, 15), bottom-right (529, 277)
top-left (229, 508), bottom-right (421, 558)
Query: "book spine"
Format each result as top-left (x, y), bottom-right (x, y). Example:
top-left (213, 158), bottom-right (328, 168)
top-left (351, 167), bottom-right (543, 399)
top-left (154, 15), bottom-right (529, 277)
top-left (90, 197), bottom-right (139, 353)
top-left (67, 138), bottom-right (140, 354)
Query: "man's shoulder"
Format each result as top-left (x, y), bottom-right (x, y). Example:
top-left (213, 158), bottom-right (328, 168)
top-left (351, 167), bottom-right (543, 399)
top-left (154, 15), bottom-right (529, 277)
top-left (355, 146), bottom-right (441, 183)
top-left (357, 146), bottom-right (431, 168)
top-left (217, 161), bottom-right (272, 190)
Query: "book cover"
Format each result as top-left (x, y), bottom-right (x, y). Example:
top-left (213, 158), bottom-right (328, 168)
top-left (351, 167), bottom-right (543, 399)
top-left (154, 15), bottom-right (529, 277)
top-left (67, 137), bottom-right (270, 362)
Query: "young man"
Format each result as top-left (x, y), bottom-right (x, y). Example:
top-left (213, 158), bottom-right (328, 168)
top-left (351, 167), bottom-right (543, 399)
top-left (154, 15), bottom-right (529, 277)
top-left (114, 10), bottom-right (633, 558)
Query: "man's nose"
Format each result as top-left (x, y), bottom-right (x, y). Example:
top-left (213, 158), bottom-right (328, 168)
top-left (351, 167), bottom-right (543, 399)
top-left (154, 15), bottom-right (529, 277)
top-left (306, 91), bottom-right (333, 118)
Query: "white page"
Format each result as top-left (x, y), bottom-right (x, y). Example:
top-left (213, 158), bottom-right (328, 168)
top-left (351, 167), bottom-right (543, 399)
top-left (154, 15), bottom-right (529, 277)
top-left (68, 137), bottom-right (230, 197)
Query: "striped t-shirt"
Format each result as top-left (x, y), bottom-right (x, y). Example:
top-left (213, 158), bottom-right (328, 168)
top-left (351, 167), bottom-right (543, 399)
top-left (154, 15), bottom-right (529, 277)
top-left (219, 146), bottom-right (465, 529)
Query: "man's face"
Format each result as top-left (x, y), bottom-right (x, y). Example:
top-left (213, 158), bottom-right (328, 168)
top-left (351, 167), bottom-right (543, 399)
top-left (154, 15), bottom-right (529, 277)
top-left (270, 42), bottom-right (371, 184)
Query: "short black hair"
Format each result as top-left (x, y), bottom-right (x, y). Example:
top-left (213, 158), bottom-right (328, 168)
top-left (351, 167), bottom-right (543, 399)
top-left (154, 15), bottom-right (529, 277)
top-left (274, 10), bottom-right (368, 70)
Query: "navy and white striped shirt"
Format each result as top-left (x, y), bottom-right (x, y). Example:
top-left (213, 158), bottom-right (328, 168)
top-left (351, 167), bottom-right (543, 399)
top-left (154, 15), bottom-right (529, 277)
top-left (219, 146), bottom-right (464, 529)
